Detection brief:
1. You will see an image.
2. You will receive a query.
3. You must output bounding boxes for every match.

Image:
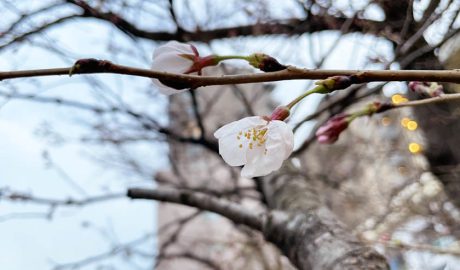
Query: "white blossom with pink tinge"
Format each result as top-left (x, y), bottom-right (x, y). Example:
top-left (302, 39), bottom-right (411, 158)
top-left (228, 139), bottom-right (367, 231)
top-left (151, 41), bottom-right (218, 95)
top-left (151, 41), bottom-right (195, 95)
top-left (214, 116), bottom-right (294, 177)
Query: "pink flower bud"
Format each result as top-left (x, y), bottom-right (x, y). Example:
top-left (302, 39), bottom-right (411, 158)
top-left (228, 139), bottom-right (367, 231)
top-left (270, 106), bottom-right (290, 121)
top-left (408, 81), bottom-right (444, 97)
top-left (315, 114), bottom-right (350, 144)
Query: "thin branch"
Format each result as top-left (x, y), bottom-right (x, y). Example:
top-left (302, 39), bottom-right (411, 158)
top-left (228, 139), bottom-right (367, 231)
top-left (399, 0), bottom-right (449, 54)
top-left (394, 93), bottom-right (460, 108)
top-left (189, 89), bottom-right (206, 138)
top-left (0, 90), bottom-right (218, 152)
top-left (292, 84), bottom-right (364, 132)
top-left (53, 232), bottom-right (154, 269)
top-left (0, 15), bottom-right (81, 51)
top-left (0, 1), bottom-right (67, 37)
top-left (127, 187), bottom-right (263, 231)
top-left (399, 26), bottom-right (460, 68)
top-left (2, 191), bottom-right (125, 207)
top-left (4, 60), bottom-right (460, 87)
top-left (155, 211), bottom-right (202, 268)
top-left (65, 0), bottom-right (391, 42)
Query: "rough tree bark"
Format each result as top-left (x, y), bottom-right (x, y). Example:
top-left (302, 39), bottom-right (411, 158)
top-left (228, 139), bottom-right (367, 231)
top-left (128, 181), bottom-right (390, 270)
top-left (262, 171), bottom-right (389, 270)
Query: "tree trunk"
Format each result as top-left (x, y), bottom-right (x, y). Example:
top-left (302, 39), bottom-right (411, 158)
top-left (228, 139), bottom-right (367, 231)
top-left (262, 172), bottom-right (389, 270)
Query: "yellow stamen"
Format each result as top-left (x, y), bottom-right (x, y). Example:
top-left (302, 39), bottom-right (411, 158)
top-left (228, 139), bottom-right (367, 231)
top-left (236, 127), bottom-right (269, 150)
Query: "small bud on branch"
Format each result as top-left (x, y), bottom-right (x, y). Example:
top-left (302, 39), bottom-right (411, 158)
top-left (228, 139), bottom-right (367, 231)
top-left (69, 58), bottom-right (115, 76)
top-left (408, 81), bottom-right (444, 97)
top-left (316, 114), bottom-right (350, 144)
top-left (315, 75), bottom-right (355, 93)
top-left (246, 53), bottom-right (287, 72)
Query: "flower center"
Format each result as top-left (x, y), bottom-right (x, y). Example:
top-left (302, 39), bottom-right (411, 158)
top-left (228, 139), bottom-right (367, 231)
top-left (236, 127), bottom-right (268, 154)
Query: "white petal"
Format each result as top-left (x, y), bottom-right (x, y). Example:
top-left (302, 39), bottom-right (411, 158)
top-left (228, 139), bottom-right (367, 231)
top-left (154, 41), bottom-right (194, 58)
top-left (151, 41), bottom-right (195, 95)
top-left (214, 116), bottom-right (266, 139)
top-left (241, 144), bottom-right (285, 177)
top-left (217, 134), bottom-right (247, 166)
top-left (152, 41), bottom-right (194, 73)
top-left (240, 121), bottom-right (294, 178)
top-left (266, 120), bottom-right (294, 159)
top-left (214, 116), bottom-right (267, 167)
top-left (152, 53), bottom-right (192, 73)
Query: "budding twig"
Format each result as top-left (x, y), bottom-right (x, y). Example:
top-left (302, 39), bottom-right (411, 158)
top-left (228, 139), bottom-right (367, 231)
top-left (393, 93), bottom-right (460, 108)
top-left (314, 92), bottom-right (460, 145)
top-left (3, 59), bottom-right (460, 87)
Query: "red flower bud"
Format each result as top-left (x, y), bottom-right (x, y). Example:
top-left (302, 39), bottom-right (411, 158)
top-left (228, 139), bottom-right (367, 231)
top-left (315, 114), bottom-right (350, 144)
top-left (270, 106), bottom-right (290, 121)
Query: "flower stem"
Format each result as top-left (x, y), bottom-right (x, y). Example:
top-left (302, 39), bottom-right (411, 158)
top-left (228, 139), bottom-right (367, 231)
top-left (347, 112), bottom-right (364, 122)
top-left (214, 55), bottom-right (250, 63)
top-left (286, 85), bottom-right (326, 109)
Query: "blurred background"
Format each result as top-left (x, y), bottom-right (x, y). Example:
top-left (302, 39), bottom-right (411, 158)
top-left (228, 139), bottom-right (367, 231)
top-left (2, 0), bottom-right (460, 269)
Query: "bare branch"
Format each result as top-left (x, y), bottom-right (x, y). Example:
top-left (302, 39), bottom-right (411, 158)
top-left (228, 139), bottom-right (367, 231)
top-left (4, 60), bottom-right (460, 86)
top-left (65, 0), bottom-right (391, 42)
top-left (0, 15), bottom-right (81, 51)
top-left (53, 232), bottom-right (154, 269)
top-left (127, 187), bottom-right (263, 231)
top-left (2, 190), bottom-right (125, 207)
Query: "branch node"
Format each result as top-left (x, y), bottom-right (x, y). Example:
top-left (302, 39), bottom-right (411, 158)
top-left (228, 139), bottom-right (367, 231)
top-left (69, 58), bottom-right (114, 77)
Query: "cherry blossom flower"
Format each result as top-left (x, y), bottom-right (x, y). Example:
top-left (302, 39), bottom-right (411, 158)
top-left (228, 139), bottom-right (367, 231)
top-left (151, 41), bottom-right (217, 95)
top-left (315, 113), bottom-right (350, 144)
top-left (214, 116), bottom-right (294, 177)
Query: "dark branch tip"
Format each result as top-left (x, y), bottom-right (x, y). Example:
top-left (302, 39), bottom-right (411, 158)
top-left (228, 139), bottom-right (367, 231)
top-left (126, 188), bottom-right (135, 198)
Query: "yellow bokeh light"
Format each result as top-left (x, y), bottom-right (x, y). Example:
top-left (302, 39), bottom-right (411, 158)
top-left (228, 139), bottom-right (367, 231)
top-left (381, 117), bottom-right (391, 126)
top-left (392, 94), bottom-right (408, 104)
top-left (407, 120), bottom-right (418, 131)
top-left (400, 117), bottom-right (410, 127)
top-left (408, 142), bottom-right (422, 154)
